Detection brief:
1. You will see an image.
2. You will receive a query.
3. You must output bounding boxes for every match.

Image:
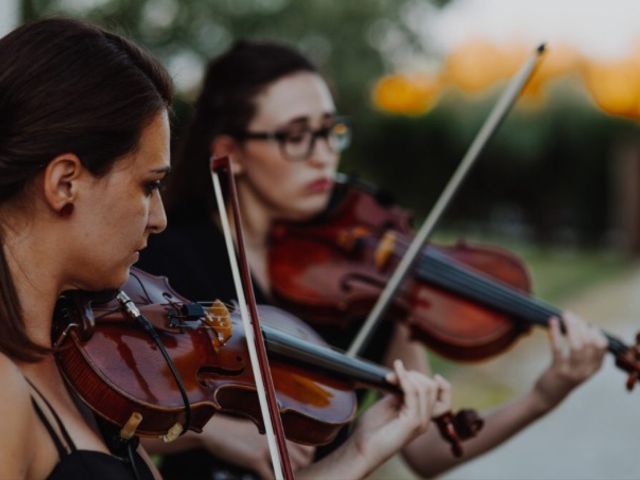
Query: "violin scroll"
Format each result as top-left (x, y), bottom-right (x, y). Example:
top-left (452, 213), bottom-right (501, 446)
top-left (434, 409), bottom-right (484, 458)
top-left (615, 331), bottom-right (640, 391)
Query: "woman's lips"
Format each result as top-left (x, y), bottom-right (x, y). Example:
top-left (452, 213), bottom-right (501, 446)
top-left (305, 178), bottom-right (333, 193)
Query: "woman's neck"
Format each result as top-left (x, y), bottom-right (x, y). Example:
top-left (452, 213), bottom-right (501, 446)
top-left (3, 226), bottom-right (63, 349)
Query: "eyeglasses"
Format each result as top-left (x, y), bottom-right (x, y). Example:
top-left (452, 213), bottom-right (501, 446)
top-left (235, 117), bottom-right (351, 161)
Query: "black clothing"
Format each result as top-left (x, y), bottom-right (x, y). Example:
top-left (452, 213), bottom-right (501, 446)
top-left (28, 381), bottom-right (154, 480)
top-left (137, 216), bottom-right (393, 480)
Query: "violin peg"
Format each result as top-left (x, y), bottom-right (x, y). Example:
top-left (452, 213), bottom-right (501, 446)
top-left (434, 411), bottom-right (463, 458)
top-left (452, 408), bottom-right (484, 439)
top-left (620, 331), bottom-right (640, 391)
top-left (626, 372), bottom-right (638, 392)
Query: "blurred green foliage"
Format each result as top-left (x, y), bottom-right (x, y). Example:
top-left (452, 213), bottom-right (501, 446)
top-left (346, 83), bottom-right (640, 244)
top-left (22, 0), bottom-right (434, 113)
top-left (21, 0), bottom-right (640, 244)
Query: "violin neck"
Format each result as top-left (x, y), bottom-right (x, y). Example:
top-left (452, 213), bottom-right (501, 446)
top-left (416, 249), bottom-right (627, 356)
top-left (261, 324), bottom-right (398, 393)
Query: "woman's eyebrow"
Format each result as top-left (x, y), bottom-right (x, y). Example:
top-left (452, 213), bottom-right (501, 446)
top-left (280, 116), bottom-right (310, 127)
top-left (149, 165), bottom-right (172, 175)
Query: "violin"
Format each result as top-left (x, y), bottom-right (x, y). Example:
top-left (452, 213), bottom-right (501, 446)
top-left (269, 179), bottom-right (640, 389)
top-left (52, 268), bottom-right (483, 455)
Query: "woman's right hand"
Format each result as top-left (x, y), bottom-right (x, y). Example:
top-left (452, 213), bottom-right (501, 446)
top-left (351, 360), bottom-right (451, 470)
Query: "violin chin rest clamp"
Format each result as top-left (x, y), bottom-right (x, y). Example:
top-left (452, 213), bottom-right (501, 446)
top-left (162, 422), bottom-right (184, 443)
top-left (120, 412), bottom-right (143, 440)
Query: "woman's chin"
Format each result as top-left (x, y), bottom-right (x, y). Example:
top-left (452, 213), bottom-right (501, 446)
top-left (280, 197), bottom-right (330, 221)
top-left (90, 268), bottom-right (131, 292)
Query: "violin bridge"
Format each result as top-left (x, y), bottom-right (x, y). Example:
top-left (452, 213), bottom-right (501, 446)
top-left (120, 412), bottom-right (143, 440)
top-left (375, 231), bottom-right (396, 271)
top-left (161, 422), bottom-right (184, 443)
top-left (204, 299), bottom-right (233, 351)
top-left (337, 226), bottom-right (369, 252)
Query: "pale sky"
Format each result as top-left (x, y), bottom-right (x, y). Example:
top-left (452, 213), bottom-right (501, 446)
top-left (426, 0), bottom-right (640, 59)
top-left (0, 0), bottom-right (19, 36)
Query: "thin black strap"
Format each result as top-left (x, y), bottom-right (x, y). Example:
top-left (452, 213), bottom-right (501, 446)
top-left (31, 398), bottom-right (67, 458)
top-left (25, 379), bottom-right (77, 452)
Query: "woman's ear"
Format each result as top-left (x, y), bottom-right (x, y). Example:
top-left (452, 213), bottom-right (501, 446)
top-left (42, 153), bottom-right (82, 216)
top-left (209, 135), bottom-right (245, 175)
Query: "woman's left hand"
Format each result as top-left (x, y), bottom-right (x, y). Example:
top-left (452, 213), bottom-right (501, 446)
top-left (533, 312), bottom-right (608, 410)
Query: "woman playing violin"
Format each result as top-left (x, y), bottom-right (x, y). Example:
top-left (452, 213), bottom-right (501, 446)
top-left (0, 18), bottom-right (453, 480)
top-left (0, 17), bottom-right (173, 480)
top-left (139, 39), bottom-right (609, 479)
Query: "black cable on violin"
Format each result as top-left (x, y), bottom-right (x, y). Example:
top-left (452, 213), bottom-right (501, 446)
top-left (115, 291), bottom-right (192, 435)
top-left (126, 441), bottom-right (142, 480)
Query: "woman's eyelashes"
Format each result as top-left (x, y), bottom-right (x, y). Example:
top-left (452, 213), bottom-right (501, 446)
top-left (143, 178), bottom-right (165, 196)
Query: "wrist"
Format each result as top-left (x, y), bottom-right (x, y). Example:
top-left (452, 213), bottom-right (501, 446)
top-left (530, 376), bottom-right (567, 414)
top-left (298, 437), bottom-right (370, 480)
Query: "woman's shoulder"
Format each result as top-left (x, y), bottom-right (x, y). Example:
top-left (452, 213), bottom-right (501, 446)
top-left (0, 353), bottom-right (35, 474)
top-left (0, 351), bottom-right (31, 402)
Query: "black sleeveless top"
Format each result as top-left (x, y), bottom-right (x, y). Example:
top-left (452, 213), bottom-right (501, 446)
top-left (29, 382), bottom-right (155, 480)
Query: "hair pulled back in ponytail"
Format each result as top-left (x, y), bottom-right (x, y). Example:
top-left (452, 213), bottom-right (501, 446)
top-left (0, 18), bottom-right (173, 361)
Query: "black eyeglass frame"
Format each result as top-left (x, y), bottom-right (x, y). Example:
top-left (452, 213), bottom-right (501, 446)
top-left (233, 116), bottom-right (351, 161)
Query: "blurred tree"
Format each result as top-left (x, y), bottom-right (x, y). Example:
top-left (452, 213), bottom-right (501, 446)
top-left (21, 0), bottom-right (445, 113)
top-left (20, 0), bottom-right (640, 245)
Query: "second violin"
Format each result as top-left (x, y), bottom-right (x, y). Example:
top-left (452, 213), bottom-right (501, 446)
top-left (269, 179), bottom-right (640, 389)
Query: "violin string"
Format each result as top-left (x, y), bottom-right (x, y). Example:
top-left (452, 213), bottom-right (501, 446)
top-left (378, 236), bottom-right (559, 323)
top-left (419, 252), bottom-right (629, 353)
top-left (261, 324), bottom-right (392, 388)
top-left (383, 237), bottom-right (625, 354)
top-left (420, 253), bottom-right (556, 322)
top-left (365, 237), bottom-right (541, 322)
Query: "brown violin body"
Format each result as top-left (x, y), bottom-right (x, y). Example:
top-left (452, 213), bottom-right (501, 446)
top-left (53, 269), bottom-right (358, 446)
top-left (270, 181), bottom-right (534, 362)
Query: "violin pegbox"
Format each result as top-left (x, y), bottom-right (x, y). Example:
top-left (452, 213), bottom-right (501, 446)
top-left (616, 331), bottom-right (640, 391)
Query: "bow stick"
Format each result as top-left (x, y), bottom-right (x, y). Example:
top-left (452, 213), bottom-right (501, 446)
top-left (348, 43), bottom-right (547, 357)
top-left (210, 156), bottom-right (294, 480)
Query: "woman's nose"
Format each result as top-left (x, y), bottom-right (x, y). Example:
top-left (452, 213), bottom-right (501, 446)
top-left (148, 190), bottom-right (167, 234)
top-left (307, 135), bottom-right (338, 167)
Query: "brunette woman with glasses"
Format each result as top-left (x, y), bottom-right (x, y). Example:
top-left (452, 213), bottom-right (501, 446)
top-left (138, 40), bottom-right (607, 480)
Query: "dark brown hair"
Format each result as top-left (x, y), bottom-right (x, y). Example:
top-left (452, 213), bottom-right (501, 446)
top-left (165, 40), bottom-right (317, 223)
top-left (0, 18), bottom-right (173, 361)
